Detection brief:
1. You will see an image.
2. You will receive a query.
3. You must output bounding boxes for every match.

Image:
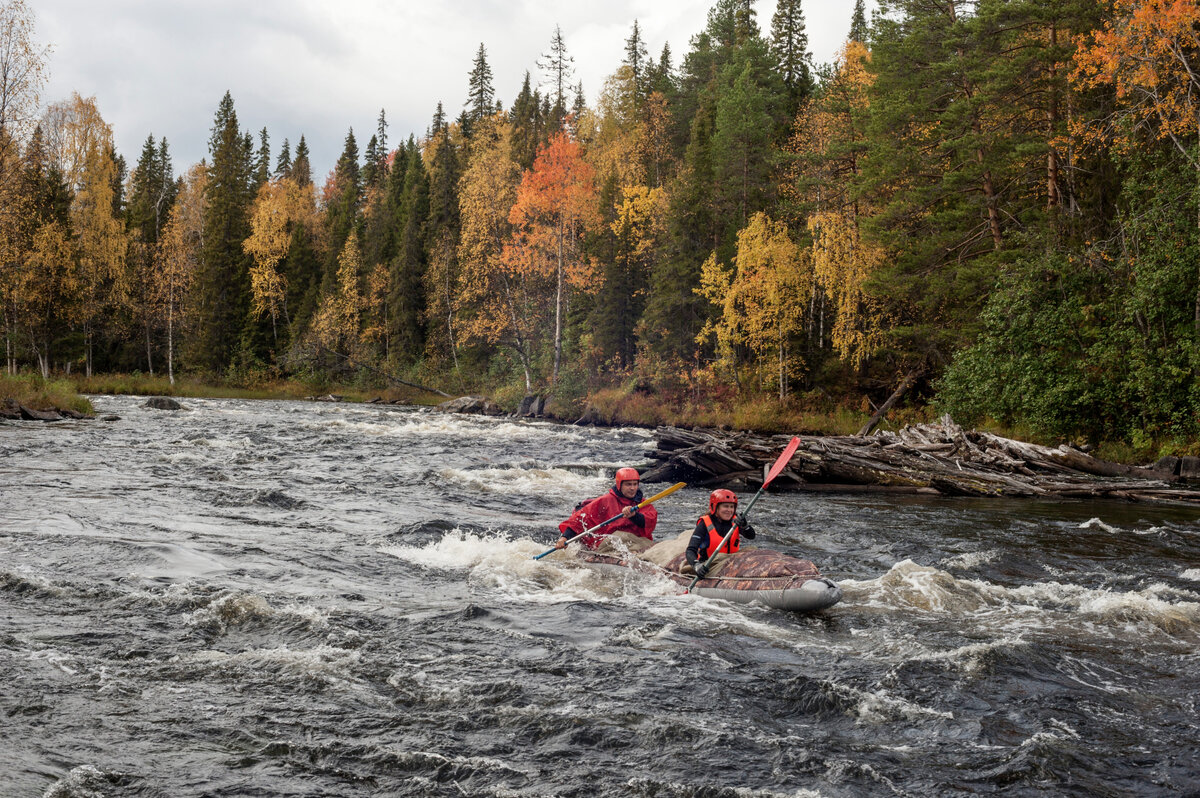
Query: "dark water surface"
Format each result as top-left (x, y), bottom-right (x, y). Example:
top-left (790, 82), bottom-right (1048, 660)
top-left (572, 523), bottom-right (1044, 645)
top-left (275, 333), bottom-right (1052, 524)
top-left (2, 396), bottom-right (1198, 797)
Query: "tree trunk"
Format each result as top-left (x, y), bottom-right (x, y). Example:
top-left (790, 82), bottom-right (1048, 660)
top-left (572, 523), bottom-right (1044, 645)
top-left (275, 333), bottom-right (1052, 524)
top-left (857, 367), bottom-right (924, 436)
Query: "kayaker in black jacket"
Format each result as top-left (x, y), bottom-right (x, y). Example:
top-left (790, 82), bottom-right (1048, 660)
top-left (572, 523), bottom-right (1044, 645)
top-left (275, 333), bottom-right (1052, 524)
top-left (684, 489), bottom-right (755, 577)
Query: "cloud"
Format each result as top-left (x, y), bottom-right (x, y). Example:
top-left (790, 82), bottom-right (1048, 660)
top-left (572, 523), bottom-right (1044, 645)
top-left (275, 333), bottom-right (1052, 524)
top-left (34, 0), bottom-right (872, 179)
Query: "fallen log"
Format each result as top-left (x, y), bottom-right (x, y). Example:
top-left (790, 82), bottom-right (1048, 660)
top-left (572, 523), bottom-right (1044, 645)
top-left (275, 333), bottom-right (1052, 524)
top-left (641, 415), bottom-right (1200, 505)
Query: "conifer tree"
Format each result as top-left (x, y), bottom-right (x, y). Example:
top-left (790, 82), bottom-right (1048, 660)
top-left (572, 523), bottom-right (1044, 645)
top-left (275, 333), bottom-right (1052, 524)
top-left (253, 127), bottom-right (270, 190)
top-left (320, 128), bottom-right (362, 299)
top-left (509, 72), bottom-right (545, 170)
top-left (275, 138), bottom-right (291, 179)
top-left (770, 0), bottom-right (813, 120)
top-left (849, 0), bottom-right (869, 43)
top-left (189, 91), bottom-right (254, 373)
top-left (291, 135), bottom-right (312, 187)
top-left (391, 140), bottom-right (429, 364)
top-left (624, 20), bottom-right (649, 102)
top-left (466, 43), bottom-right (496, 128)
top-left (539, 25), bottom-right (575, 126)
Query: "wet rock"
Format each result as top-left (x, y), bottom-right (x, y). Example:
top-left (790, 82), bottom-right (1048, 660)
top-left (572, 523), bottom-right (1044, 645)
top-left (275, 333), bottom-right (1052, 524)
top-left (20, 405), bottom-right (62, 421)
top-left (0, 398), bottom-right (20, 420)
top-left (437, 395), bottom-right (504, 415)
top-left (101, 414), bottom-right (121, 422)
top-left (143, 397), bottom-right (184, 410)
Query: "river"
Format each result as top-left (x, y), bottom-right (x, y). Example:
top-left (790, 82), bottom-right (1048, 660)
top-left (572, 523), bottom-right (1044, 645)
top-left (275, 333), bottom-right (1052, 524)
top-left (2, 396), bottom-right (1198, 797)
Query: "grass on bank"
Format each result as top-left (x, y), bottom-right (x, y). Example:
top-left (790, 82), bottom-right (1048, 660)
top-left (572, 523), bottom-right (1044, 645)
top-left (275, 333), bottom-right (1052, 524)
top-left (0, 373), bottom-right (95, 415)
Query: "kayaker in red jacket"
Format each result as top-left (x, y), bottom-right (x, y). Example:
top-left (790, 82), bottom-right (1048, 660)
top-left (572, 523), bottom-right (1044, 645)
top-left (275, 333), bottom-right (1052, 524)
top-left (684, 488), bottom-right (755, 577)
top-left (555, 468), bottom-right (658, 550)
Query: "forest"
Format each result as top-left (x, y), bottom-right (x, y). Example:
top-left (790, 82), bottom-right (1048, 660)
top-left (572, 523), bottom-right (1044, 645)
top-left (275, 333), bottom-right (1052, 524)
top-left (2, 0), bottom-right (1199, 453)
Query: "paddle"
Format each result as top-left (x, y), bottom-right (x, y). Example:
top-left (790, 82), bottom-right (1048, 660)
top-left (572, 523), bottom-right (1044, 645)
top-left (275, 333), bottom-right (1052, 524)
top-left (532, 481), bottom-right (686, 560)
top-left (685, 436), bottom-right (801, 592)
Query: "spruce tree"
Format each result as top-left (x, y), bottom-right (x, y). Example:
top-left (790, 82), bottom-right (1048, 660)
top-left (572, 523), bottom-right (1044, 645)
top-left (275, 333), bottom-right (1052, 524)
top-left (771, 0), bottom-right (813, 120)
top-left (466, 43), bottom-right (496, 128)
top-left (509, 71), bottom-right (544, 170)
top-left (275, 138), bottom-right (291, 179)
top-left (624, 20), bottom-right (649, 102)
top-left (189, 91), bottom-right (254, 373)
top-left (291, 135), bottom-right (312, 187)
top-left (320, 128), bottom-right (362, 298)
top-left (253, 127), bottom-right (271, 190)
top-left (849, 0), bottom-right (869, 43)
top-left (390, 142), bottom-right (429, 364)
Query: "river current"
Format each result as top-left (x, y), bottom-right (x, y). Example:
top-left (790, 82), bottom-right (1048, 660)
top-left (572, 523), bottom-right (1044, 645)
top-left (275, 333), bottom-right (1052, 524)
top-left (2, 396), bottom-right (1198, 797)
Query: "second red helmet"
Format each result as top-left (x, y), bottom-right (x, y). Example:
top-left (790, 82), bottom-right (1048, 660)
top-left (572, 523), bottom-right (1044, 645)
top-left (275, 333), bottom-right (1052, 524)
top-left (708, 488), bottom-right (738, 514)
top-left (615, 467), bottom-right (640, 488)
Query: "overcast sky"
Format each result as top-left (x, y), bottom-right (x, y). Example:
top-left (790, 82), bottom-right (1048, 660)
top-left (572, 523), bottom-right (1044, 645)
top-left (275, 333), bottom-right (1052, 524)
top-left (33, 1), bottom-right (876, 181)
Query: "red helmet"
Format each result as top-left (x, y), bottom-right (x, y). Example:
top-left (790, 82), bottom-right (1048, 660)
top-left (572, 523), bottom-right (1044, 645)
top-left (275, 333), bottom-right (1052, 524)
top-left (615, 467), bottom-right (640, 488)
top-left (709, 489), bottom-right (738, 515)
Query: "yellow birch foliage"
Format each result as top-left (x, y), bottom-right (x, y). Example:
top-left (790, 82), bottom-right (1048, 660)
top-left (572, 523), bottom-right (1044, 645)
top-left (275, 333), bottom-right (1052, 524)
top-left (610, 184), bottom-right (663, 260)
top-left (311, 230), bottom-right (363, 353)
top-left (807, 211), bottom-right (886, 368)
top-left (71, 128), bottom-right (129, 372)
top-left (699, 213), bottom-right (812, 395)
top-left (1071, 0), bottom-right (1200, 162)
top-left (155, 163), bottom-right (206, 325)
top-left (588, 65), bottom-right (647, 188)
top-left (18, 220), bottom-right (75, 372)
top-left (456, 124), bottom-right (525, 351)
top-left (243, 176), bottom-right (314, 324)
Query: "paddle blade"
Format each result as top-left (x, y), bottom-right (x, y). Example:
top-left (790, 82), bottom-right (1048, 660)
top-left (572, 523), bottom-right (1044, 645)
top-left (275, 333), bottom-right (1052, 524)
top-left (763, 436), bottom-right (801, 489)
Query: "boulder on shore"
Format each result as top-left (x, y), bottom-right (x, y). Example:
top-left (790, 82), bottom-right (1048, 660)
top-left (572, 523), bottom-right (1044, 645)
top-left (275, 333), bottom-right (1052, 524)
top-left (437, 395), bottom-right (504, 416)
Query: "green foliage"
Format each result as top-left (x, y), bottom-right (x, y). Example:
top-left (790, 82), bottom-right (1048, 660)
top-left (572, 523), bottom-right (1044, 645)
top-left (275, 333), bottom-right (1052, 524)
top-left (938, 155), bottom-right (1200, 443)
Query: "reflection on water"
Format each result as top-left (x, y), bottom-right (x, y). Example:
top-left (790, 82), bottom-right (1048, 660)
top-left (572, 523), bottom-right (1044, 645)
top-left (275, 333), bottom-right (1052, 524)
top-left (2, 395), bottom-right (1199, 797)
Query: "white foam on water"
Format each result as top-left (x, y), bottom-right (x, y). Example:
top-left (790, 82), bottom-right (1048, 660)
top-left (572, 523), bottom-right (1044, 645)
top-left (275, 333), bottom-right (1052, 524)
top-left (940, 549), bottom-right (1001, 570)
top-left (908, 636), bottom-right (1029, 674)
top-left (381, 530), bottom-right (621, 604)
top-left (1079, 517), bottom-right (1120, 533)
top-left (437, 464), bottom-right (605, 499)
top-left (181, 644), bottom-right (360, 685)
top-left (850, 559), bottom-right (1200, 637)
top-left (185, 591), bottom-right (327, 632)
top-left (41, 764), bottom-right (118, 798)
top-left (1182, 568), bottom-right (1200, 581)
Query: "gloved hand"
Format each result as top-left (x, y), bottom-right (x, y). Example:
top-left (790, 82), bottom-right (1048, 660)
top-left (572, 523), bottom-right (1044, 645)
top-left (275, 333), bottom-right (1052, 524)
top-left (694, 562), bottom-right (709, 579)
top-left (733, 514), bottom-right (746, 528)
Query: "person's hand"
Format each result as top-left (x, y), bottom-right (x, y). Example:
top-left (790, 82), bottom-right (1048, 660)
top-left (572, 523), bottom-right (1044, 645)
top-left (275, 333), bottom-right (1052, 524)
top-left (621, 506), bottom-right (636, 518)
top-left (555, 536), bottom-right (568, 549)
top-left (733, 514), bottom-right (745, 528)
top-left (695, 562), bottom-right (709, 579)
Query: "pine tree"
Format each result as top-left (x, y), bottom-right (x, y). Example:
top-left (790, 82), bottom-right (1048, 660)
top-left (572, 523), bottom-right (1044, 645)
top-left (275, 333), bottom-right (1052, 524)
top-left (539, 25), bottom-right (575, 126)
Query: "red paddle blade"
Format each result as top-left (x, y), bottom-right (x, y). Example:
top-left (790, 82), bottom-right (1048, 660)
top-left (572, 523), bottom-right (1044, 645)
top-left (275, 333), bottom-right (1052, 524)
top-left (763, 436), bottom-right (801, 488)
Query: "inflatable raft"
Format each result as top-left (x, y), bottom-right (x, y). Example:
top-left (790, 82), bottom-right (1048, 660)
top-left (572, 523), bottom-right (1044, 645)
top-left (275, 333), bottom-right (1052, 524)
top-left (568, 531), bottom-right (842, 613)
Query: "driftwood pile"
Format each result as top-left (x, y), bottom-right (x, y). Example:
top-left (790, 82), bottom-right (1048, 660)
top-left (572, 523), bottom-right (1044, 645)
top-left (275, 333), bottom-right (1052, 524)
top-left (639, 415), bottom-right (1200, 505)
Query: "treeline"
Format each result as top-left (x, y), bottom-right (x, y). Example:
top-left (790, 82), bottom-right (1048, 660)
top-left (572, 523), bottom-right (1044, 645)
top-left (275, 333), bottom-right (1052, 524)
top-left (2, 0), bottom-right (1199, 446)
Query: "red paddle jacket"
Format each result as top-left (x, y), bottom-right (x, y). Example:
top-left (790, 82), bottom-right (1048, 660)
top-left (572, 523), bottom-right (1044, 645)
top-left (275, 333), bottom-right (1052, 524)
top-left (558, 487), bottom-right (658, 549)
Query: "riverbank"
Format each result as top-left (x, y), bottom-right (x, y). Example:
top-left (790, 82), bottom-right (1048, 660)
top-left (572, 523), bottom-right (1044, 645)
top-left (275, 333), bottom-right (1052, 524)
top-left (3, 370), bottom-right (1179, 468)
